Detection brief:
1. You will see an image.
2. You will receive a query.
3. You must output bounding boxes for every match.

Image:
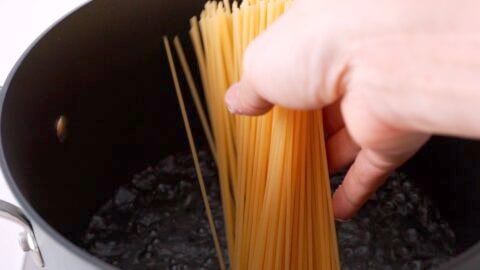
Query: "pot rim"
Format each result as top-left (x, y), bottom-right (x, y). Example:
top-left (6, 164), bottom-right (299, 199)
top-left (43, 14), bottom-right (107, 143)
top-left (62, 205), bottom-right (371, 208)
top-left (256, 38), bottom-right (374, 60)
top-left (0, 1), bottom-right (117, 269)
top-left (1, 1), bottom-right (480, 270)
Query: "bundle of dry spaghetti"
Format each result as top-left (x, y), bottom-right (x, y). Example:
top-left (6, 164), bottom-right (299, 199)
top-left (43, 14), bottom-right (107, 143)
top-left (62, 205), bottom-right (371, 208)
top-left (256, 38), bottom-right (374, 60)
top-left (164, 0), bottom-right (340, 269)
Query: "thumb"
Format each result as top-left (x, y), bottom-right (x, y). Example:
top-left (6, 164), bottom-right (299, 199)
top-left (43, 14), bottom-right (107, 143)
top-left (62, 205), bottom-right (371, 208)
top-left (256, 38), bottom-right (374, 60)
top-left (225, 1), bottom-right (346, 115)
top-left (224, 81), bottom-right (273, 115)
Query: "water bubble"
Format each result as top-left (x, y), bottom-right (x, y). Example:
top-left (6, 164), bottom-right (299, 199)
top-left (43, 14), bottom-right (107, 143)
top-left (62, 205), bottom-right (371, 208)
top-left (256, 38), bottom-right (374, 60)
top-left (427, 223), bottom-right (438, 233)
top-left (405, 228), bottom-right (418, 243)
top-left (183, 194), bottom-right (193, 207)
top-left (405, 203), bottom-right (414, 213)
top-left (203, 258), bottom-right (214, 267)
top-left (92, 241), bottom-right (123, 257)
top-left (198, 227), bottom-right (207, 235)
top-left (410, 193), bottom-right (420, 204)
top-left (408, 260), bottom-right (423, 270)
top-left (402, 181), bottom-right (412, 190)
top-left (354, 246), bottom-right (370, 257)
top-left (397, 205), bottom-right (409, 216)
top-left (133, 176), bottom-right (155, 191)
top-left (374, 249), bottom-right (385, 263)
top-left (151, 238), bottom-right (160, 245)
top-left (138, 212), bottom-right (161, 227)
top-left (391, 180), bottom-right (400, 188)
top-left (396, 246), bottom-right (410, 260)
top-left (360, 217), bottom-right (370, 227)
top-left (114, 187), bottom-right (136, 206)
top-left (340, 221), bottom-right (358, 232)
top-left (446, 229), bottom-right (455, 240)
top-left (384, 201), bottom-right (396, 213)
top-left (394, 193), bottom-right (406, 204)
top-left (89, 215), bottom-right (106, 230)
top-left (362, 231), bottom-right (372, 244)
top-left (159, 155), bottom-right (176, 173)
top-left (343, 248), bottom-right (354, 259)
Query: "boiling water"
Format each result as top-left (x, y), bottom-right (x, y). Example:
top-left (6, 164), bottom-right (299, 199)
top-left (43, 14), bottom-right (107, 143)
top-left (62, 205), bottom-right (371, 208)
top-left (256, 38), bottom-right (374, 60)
top-left (79, 152), bottom-right (454, 270)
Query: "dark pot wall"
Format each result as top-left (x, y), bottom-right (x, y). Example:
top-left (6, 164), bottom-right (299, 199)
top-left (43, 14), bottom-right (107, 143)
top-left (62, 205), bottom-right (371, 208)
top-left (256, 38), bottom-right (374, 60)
top-left (2, 0), bottom-right (205, 239)
top-left (1, 1), bottom-right (204, 269)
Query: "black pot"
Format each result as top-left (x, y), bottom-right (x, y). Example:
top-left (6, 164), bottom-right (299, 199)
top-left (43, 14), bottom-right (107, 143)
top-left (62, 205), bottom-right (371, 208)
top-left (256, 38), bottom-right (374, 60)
top-left (0, 1), bottom-right (480, 269)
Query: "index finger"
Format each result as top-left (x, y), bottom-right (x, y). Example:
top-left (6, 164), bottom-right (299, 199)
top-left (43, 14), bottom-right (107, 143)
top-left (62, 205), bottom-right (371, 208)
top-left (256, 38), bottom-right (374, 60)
top-left (332, 149), bottom-right (393, 220)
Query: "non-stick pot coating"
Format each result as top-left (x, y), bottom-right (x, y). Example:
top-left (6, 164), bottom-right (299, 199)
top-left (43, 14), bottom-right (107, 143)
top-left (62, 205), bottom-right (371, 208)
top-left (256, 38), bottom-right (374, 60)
top-left (2, 0), bottom-right (205, 240)
top-left (1, 0), bottom-right (480, 269)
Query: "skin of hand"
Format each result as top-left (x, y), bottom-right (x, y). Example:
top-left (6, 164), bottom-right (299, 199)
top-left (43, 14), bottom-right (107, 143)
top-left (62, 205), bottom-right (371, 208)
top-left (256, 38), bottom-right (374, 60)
top-left (224, 0), bottom-right (480, 220)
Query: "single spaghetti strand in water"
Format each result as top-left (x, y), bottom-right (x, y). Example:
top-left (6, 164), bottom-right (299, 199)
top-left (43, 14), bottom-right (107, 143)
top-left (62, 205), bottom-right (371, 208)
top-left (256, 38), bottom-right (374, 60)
top-left (172, 37), bottom-right (217, 164)
top-left (163, 36), bottom-right (225, 270)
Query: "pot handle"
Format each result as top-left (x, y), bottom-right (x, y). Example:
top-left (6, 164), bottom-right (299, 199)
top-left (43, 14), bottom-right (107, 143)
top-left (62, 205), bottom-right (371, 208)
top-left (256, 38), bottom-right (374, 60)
top-left (0, 199), bottom-right (45, 268)
top-left (0, 87), bottom-right (45, 267)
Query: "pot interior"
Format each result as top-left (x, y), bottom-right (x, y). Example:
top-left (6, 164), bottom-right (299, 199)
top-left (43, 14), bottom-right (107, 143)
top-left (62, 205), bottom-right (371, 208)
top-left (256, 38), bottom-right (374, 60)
top-left (1, 0), bottom-right (205, 242)
top-left (2, 0), bottom-right (480, 269)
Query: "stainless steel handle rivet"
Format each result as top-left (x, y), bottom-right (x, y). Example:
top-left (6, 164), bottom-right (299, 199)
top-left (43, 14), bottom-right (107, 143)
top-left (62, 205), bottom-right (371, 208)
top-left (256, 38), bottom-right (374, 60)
top-left (0, 200), bottom-right (45, 268)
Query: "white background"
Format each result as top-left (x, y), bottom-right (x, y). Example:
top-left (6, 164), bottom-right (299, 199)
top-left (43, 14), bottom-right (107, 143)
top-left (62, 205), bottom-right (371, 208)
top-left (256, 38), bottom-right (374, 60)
top-left (0, 1), bottom-right (89, 268)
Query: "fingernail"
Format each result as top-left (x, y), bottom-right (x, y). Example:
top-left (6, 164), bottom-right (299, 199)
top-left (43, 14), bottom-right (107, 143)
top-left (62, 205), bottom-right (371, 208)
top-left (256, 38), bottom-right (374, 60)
top-left (335, 218), bottom-right (350, 223)
top-left (332, 185), bottom-right (351, 222)
top-left (225, 84), bottom-right (240, 113)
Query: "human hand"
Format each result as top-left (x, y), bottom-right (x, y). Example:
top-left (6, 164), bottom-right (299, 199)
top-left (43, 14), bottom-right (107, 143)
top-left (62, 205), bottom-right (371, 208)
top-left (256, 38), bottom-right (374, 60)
top-left (224, 0), bottom-right (480, 219)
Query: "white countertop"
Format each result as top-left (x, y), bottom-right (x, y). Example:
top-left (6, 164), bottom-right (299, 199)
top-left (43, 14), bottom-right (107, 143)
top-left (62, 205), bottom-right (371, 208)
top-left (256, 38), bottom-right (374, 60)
top-left (0, 1), bottom-right (88, 268)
